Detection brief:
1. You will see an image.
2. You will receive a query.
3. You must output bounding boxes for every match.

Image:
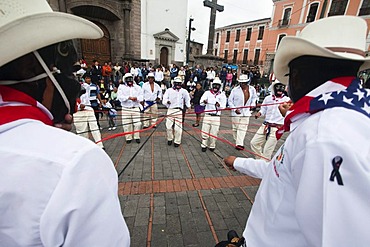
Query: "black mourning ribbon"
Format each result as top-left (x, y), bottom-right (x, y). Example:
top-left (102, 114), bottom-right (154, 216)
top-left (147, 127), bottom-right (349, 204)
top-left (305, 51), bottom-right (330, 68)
top-left (330, 156), bottom-right (344, 186)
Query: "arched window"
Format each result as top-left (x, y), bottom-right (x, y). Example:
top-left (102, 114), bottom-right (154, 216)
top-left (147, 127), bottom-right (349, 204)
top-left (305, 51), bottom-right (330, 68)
top-left (328, 0), bottom-right (348, 16)
top-left (277, 34), bottom-right (286, 50)
top-left (307, 3), bottom-right (319, 23)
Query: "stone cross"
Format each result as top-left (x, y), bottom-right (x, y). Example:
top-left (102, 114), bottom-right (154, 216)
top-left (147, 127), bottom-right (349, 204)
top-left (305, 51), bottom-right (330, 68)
top-left (203, 0), bottom-right (224, 55)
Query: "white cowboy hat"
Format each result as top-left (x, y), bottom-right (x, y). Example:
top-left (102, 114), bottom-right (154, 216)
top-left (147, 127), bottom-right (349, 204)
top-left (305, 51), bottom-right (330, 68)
top-left (212, 77), bottom-right (222, 85)
top-left (123, 72), bottom-right (133, 81)
top-left (147, 72), bottom-right (155, 78)
top-left (238, 74), bottom-right (250, 84)
top-left (274, 16), bottom-right (370, 85)
top-left (0, 0), bottom-right (103, 68)
top-left (173, 77), bottom-right (183, 83)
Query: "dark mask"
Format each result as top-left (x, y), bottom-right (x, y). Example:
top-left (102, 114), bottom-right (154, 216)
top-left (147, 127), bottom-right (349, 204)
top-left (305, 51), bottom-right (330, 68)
top-left (37, 40), bottom-right (82, 123)
top-left (274, 84), bottom-right (285, 96)
top-left (212, 84), bottom-right (221, 93)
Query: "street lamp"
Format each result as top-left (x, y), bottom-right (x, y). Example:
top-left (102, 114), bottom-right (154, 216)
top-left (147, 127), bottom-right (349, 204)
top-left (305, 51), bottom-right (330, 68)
top-left (186, 17), bottom-right (196, 65)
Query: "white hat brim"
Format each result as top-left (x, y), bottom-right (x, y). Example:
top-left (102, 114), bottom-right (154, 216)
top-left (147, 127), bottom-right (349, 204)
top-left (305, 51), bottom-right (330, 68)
top-left (0, 12), bottom-right (103, 67)
top-left (274, 36), bottom-right (370, 85)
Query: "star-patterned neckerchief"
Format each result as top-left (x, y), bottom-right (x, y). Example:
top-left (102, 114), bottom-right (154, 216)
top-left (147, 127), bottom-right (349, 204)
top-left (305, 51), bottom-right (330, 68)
top-left (276, 76), bottom-right (370, 140)
top-left (0, 85), bottom-right (53, 126)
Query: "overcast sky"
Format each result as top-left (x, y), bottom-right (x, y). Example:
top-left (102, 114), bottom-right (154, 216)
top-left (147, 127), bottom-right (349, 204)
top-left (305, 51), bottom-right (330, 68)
top-left (187, 0), bottom-right (273, 49)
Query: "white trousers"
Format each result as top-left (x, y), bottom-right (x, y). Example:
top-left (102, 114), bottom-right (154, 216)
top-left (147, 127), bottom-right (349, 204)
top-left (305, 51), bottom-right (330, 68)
top-left (165, 108), bottom-right (183, 144)
top-left (143, 103), bottom-right (158, 128)
top-left (73, 108), bottom-right (104, 148)
top-left (201, 114), bottom-right (221, 149)
top-left (232, 116), bottom-right (250, 146)
top-left (250, 124), bottom-right (279, 159)
top-left (122, 107), bottom-right (141, 141)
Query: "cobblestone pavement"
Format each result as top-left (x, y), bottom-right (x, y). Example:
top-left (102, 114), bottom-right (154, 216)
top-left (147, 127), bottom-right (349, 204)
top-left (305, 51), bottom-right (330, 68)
top-left (95, 105), bottom-right (287, 247)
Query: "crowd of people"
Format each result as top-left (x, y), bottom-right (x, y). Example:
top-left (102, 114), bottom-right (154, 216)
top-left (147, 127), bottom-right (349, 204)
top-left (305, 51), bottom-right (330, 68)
top-left (73, 58), bottom-right (272, 152)
top-left (1, 1), bottom-right (370, 246)
top-left (74, 62), bottom-right (278, 153)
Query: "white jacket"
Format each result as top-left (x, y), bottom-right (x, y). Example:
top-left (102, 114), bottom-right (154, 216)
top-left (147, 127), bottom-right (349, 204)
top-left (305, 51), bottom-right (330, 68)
top-left (0, 119), bottom-right (130, 247)
top-left (234, 107), bottom-right (370, 247)
top-left (259, 94), bottom-right (290, 124)
top-left (200, 90), bottom-right (227, 116)
top-left (228, 85), bottom-right (258, 117)
top-left (117, 84), bottom-right (143, 108)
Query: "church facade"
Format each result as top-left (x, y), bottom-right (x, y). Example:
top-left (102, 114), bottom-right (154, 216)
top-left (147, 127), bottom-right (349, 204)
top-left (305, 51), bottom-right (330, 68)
top-left (48, 0), bottom-right (188, 67)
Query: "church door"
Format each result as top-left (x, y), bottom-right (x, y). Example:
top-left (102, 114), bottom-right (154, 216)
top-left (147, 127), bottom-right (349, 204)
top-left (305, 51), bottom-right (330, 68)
top-left (160, 47), bottom-right (169, 67)
top-left (81, 22), bottom-right (111, 66)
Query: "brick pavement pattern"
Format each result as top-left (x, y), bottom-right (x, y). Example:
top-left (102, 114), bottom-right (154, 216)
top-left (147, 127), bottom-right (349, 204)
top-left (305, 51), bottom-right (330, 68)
top-left (96, 105), bottom-right (286, 247)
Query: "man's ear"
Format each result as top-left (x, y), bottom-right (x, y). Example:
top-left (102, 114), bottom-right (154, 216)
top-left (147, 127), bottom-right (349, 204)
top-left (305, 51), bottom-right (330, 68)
top-left (42, 78), bottom-right (55, 111)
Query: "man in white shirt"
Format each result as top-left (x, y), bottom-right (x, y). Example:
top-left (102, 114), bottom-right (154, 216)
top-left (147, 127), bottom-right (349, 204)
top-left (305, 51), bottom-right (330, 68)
top-left (73, 76), bottom-right (104, 149)
top-left (0, 1), bottom-right (130, 246)
top-left (228, 74), bottom-right (258, 150)
top-left (199, 77), bottom-right (227, 152)
top-left (142, 72), bottom-right (162, 128)
top-left (250, 80), bottom-right (290, 159)
top-left (224, 16), bottom-right (370, 247)
top-left (162, 77), bottom-right (191, 147)
top-left (117, 73), bottom-right (143, 143)
top-left (154, 66), bottom-right (164, 86)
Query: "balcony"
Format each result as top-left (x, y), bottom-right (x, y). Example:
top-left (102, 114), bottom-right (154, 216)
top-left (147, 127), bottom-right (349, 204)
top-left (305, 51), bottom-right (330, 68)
top-left (278, 18), bottom-right (290, 28)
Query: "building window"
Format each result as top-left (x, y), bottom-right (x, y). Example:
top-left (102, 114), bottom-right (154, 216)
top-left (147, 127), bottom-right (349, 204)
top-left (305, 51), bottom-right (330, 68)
top-left (328, 0), bottom-right (348, 16)
top-left (359, 0), bottom-right (370, 15)
top-left (235, 29), bottom-right (241, 42)
top-left (306, 3), bottom-right (319, 22)
top-left (242, 49), bottom-right (248, 64)
top-left (254, 49), bottom-right (260, 65)
top-left (224, 50), bottom-right (228, 63)
top-left (215, 48), bottom-right (218, 56)
top-left (233, 50), bottom-right (238, 64)
top-left (190, 47), bottom-right (193, 54)
top-left (226, 31), bottom-right (230, 42)
top-left (246, 27), bottom-right (252, 41)
top-left (258, 26), bottom-right (264, 40)
top-left (277, 34), bottom-right (286, 49)
top-left (280, 8), bottom-right (291, 26)
top-left (196, 48), bottom-right (200, 55)
top-left (216, 33), bottom-right (219, 44)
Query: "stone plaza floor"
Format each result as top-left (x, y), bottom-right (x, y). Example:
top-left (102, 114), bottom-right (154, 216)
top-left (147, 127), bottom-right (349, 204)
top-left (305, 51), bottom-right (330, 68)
top-left (94, 106), bottom-right (286, 247)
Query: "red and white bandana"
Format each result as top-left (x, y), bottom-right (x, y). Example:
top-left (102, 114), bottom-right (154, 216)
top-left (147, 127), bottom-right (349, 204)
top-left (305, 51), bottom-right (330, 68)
top-left (0, 85), bottom-right (53, 126)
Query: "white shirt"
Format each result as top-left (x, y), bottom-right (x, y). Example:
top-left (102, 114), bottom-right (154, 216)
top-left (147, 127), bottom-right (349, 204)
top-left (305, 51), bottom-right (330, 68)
top-left (206, 70), bottom-right (216, 80)
top-left (130, 67), bottom-right (139, 77)
top-left (154, 70), bottom-right (164, 82)
top-left (0, 119), bottom-right (130, 247)
top-left (228, 85), bottom-right (258, 116)
top-left (142, 82), bottom-right (162, 101)
top-left (117, 84), bottom-right (143, 108)
top-left (259, 94), bottom-right (290, 124)
top-left (162, 87), bottom-right (191, 109)
top-left (200, 90), bottom-right (227, 116)
top-left (234, 107), bottom-right (370, 247)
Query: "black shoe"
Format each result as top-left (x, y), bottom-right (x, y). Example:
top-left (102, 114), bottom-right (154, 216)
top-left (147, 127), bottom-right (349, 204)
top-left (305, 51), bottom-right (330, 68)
top-left (209, 148), bottom-right (215, 152)
top-left (192, 123), bottom-right (199, 127)
top-left (135, 139), bottom-right (141, 143)
top-left (235, 145), bottom-right (244, 150)
top-left (174, 143), bottom-right (180, 147)
top-left (201, 147), bottom-right (207, 152)
top-left (143, 126), bottom-right (148, 129)
top-left (227, 230), bottom-right (245, 246)
top-left (126, 140), bottom-right (132, 144)
top-left (167, 140), bottom-right (173, 146)
top-left (153, 125), bottom-right (157, 128)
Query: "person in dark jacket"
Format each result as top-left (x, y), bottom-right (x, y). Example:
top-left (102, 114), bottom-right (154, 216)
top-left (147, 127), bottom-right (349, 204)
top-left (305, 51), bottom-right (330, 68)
top-left (190, 82), bottom-right (205, 127)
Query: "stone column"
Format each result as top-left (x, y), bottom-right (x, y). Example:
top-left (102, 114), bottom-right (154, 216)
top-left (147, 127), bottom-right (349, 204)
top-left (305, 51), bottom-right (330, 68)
top-left (123, 1), bottom-right (132, 60)
top-left (58, 0), bottom-right (66, 12)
